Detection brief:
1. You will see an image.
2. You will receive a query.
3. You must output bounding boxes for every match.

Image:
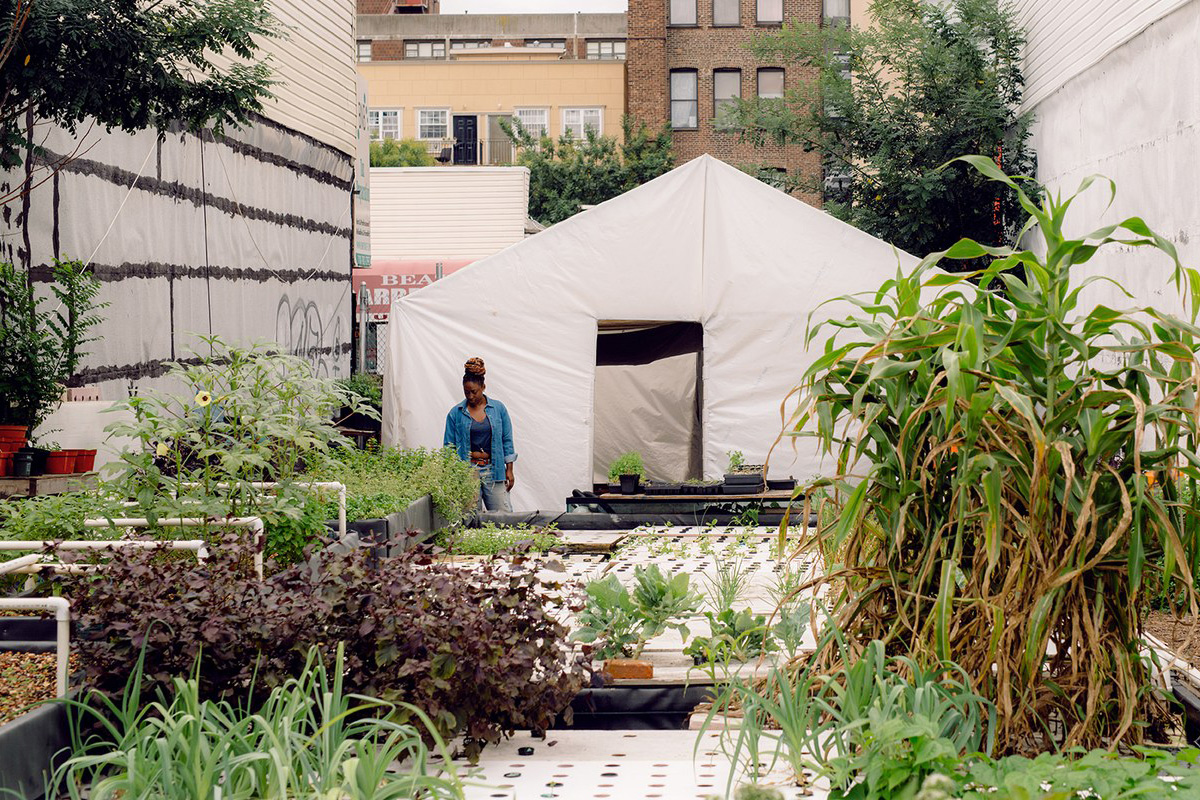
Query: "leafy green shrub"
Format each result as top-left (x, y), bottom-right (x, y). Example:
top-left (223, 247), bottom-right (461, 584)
top-left (335, 372), bottom-right (383, 411)
top-left (311, 446), bottom-right (478, 523)
top-left (55, 645), bottom-right (463, 800)
top-left (60, 539), bottom-right (586, 759)
top-left (607, 451), bottom-right (646, 482)
top-left (102, 336), bottom-right (375, 564)
top-left (433, 522), bottom-right (561, 556)
top-left (370, 138), bottom-right (436, 167)
top-left (573, 566), bottom-right (701, 659)
top-left (684, 608), bottom-right (775, 664)
top-left (791, 158), bottom-right (1200, 750)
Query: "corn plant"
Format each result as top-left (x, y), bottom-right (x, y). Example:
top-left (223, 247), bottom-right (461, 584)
top-left (788, 156), bottom-right (1200, 751)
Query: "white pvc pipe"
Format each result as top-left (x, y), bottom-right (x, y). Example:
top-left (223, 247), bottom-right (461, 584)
top-left (0, 597), bottom-right (70, 697)
top-left (82, 517), bottom-right (265, 579)
top-left (0, 554), bottom-right (44, 574)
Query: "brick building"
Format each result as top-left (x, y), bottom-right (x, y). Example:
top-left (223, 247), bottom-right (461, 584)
top-left (627, 0), bottom-right (827, 204)
top-left (357, 0), bottom-right (440, 14)
top-left (356, 12), bottom-right (627, 63)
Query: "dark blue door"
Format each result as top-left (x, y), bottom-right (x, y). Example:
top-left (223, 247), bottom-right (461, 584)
top-left (453, 116), bottom-right (478, 165)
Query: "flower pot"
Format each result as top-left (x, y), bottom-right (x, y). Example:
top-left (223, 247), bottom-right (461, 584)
top-left (74, 448), bottom-right (97, 472)
top-left (22, 447), bottom-right (49, 475)
top-left (618, 474), bottom-right (641, 494)
top-left (11, 451), bottom-right (33, 477)
top-left (45, 450), bottom-right (74, 474)
top-left (0, 451), bottom-right (11, 477)
top-left (0, 425), bottom-right (26, 452)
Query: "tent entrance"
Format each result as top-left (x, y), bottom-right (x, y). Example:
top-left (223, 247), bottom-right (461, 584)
top-left (593, 321), bottom-right (703, 484)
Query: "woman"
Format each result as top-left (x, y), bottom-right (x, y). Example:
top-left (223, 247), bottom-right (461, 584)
top-left (443, 357), bottom-right (516, 512)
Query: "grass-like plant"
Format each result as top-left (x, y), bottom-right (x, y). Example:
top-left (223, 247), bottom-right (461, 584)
top-left (703, 549), bottom-right (754, 612)
top-left (788, 156), bottom-right (1200, 751)
top-left (53, 644), bottom-right (463, 799)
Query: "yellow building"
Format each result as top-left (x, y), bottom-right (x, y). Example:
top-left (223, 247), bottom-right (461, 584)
top-left (359, 48), bottom-right (627, 165)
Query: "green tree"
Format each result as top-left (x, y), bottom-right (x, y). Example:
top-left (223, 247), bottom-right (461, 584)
top-left (502, 116), bottom-right (673, 225)
top-left (733, 0), bottom-right (1035, 258)
top-left (369, 138), bottom-right (436, 167)
top-left (0, 0), bottom-right (281, 169)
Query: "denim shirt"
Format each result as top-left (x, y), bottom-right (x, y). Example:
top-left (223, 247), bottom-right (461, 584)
top-left (443, 397), bottom-right (517, 483)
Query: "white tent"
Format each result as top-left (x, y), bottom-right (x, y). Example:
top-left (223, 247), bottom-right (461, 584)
top-left (382, 155), bottom-right (916, 510)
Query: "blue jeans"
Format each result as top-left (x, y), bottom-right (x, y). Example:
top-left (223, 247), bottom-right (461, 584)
top-left (477, 465), bottom-right (512, 512)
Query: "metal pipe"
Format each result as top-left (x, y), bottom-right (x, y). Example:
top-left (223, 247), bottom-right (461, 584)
top-left (0, 597), bottom-right (70, 697)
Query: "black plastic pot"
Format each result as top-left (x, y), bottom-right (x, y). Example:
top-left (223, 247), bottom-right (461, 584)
top-left (555, 684), bottom-right (715, 730)
top-left (11, 451), bottom-right (33, 477)
top-left (618, 474), bottom-right (641, 494)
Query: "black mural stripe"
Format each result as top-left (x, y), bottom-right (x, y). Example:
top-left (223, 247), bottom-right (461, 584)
top-left (35, 149), bottom-right (353, 240)
top-left (244, 111), bottom-right (354, 166)
top-left (204, 129), bottom-right (353, 192)
top-left (27, 262), bottom-right (348, 284)
top-left (71, 343), bottom-right (354, 386)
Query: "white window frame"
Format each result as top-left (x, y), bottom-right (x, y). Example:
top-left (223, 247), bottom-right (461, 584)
top-left (405, 40), bottom-right (446, 59)
top-left (670, 70), bottom-right (699, 130)
top-left (757, 68), bottom-right (785, 99)
top-left (757, 0), bottom-right (783, 24)
top-left (526, 39), bottom-right (565, 49)
top-left (713, 69), bottom-right (741, 128)
top-left (713, 0), bottom-right (740, 26)
top-left (417, 108), bottom-right (449, 140)
top-left (669, 0), bottom-right (697, 25)
top-left (515, 107), bottom-right (550, 139)
top-left (357, 40), bottom-right (372, 62)
top-left (369, 109), bottom-right (402, 141)
top-left (562, 107), bottom-right (604, 138)
top-left (587, 40), bottom-right (626, 60)
top-left (450, 40), bottom-right (490, 50)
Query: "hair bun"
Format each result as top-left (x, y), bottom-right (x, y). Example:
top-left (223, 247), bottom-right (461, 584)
top-left (464, 357), bottom-right (486, 377)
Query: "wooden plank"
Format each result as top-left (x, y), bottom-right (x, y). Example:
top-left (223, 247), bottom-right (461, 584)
top-left (557, 530), bottom-right (628, 554)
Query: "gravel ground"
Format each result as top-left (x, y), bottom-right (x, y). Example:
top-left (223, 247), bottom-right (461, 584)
top-left (0, 651), bottom-right (79, 725)
top-left (1146, 612), bottom-right (1200, 668)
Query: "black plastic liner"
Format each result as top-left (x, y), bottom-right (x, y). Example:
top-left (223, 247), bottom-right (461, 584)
top-left (0, 698), bottom-right (70, 800)
top-left (554, 685), bottom-right (715, 730)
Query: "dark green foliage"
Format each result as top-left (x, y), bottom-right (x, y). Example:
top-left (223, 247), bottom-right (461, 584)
top-left (733, 0), bottom-right (1036, 258)
top-left (607, 451), bottom-right (646, 482)
top-left (0, 0), bottom-right (280, 169)
top-left (369, 138), bottom-right (436, 167)
top-left (0, 259), bottom-right (106, 430)
top-left (311, 446), bottom-right (478, 524)
top-left (60, 539), bottom-right (588, 759)
top-left (502, 115), bottom-right (673, 225)
top-left (433, 522), bottom-right (561, 556)
top-left (335, 373), bottom-right (383, 411)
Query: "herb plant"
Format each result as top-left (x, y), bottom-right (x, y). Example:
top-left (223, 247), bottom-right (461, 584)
top-left (59, 539), bottom-right (587, 757)
top-left (311, 446), bottom-right (478, 524)
top-left (791, 158), bottom-right (1200, 750)
top-left (608, 451), bottom-right (646, 481)
top-left (54, 644), bottom-right (464, 800)
top-left (684, 608), bottom-right (776, 664)
top-left (0, 259), bottom-right (106, 431)
top-left (434, 522), bottom-right (561, 556)
top-left (573, 566), bottom-right (702, 659)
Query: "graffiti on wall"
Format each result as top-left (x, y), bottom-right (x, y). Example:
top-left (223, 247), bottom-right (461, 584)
top-left (275, 293), bottom-right (346, 377)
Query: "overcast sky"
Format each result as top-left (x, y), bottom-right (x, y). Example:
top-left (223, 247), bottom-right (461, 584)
top-left (441, 0), bottom-right (627, 12)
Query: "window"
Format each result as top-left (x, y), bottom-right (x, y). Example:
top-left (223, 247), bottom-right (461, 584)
top-left (587, 40), bottom-right (626, 60)
top-left (405, 41), bottom-right (446, 59)
top-left (357, 40), bottom-right (372, 62)
top-left (713, 0), bottom-right (740, 25)
top-left (758, 68), bottom-right (785, 99)
top-left (823, 0), bottom-right (850, 20)
top-left (526, 39), bottom-right (565, 49)
top-left (757, 0), bottom-right (783, 23)
top-left (450, 40), bottom-right (490, 50)
top-left (418, 109), bottom-right (448, 139)
top-left (515, 107), bottom-right (549, 138)
top-left (563, 107), bottom-right (603, 138)
top-left (713, 69), bottom-right (741, 127)
top-left (669, 0), bottom-right (697, 25)
top-left (669, 70), bottom-right (698, 129)
top-left (369, 109), bottom-right (401, 141)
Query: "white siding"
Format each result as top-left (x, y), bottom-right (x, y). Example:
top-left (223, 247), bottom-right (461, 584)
top-left (1012, 0), bottom-right (1193, 108)
top-left (215, 0), bottom-right (358, 156)
top-left (370, 168), bottom-right (530, 260)
top-left (1023, 0), bottom-right (1200, 319)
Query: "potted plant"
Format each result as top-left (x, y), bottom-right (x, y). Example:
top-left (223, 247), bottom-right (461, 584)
top-left (0, 259), bottom-right (105, 449)
top-left (723, 449), bottom-right (765, 493)
top-left (608, 451), bottom-right (646, 494)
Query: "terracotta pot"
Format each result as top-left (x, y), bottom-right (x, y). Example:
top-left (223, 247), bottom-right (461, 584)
top-left (0, 451), bottom-right (11, 477)
top-left (0, 439), bottom-right (19, 453)
top-left (44, 450), bottom-right (74, 475)
top-left (74, 449), bottom-right (97, 472)
top-left (0, 425), bottom-right (27, 452)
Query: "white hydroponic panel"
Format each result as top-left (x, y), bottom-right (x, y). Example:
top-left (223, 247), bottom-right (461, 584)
top-left (457, 729), bottom-right (827, 800)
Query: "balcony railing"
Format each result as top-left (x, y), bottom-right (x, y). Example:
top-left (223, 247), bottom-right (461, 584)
top-left (418, 138), bottom-right (537, 166)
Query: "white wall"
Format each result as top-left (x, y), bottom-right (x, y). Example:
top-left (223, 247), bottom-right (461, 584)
top-left (370, 167), bottom-right (530, 260)
top-left (1016, 0), bottom-right (1200, 317)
